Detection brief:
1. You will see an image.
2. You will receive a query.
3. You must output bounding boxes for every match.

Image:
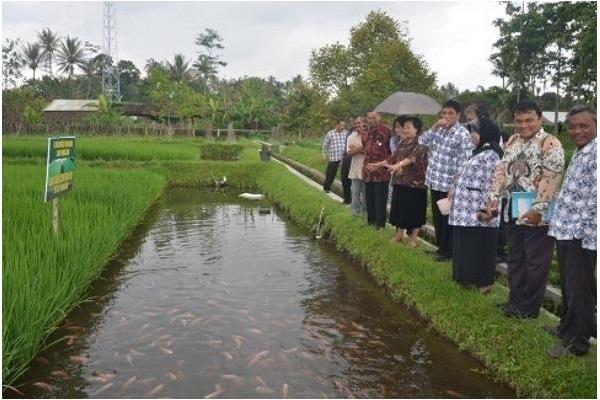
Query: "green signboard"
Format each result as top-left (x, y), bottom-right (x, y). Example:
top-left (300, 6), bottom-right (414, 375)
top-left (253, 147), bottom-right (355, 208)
top-left (44, 136), bottom-right (76, 202)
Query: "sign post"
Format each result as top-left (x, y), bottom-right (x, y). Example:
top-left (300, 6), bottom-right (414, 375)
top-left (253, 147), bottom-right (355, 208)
top-left (44, 136), bottom-right (76, 235)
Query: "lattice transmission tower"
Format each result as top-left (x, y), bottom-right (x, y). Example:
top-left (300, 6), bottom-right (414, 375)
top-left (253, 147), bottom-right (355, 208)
top-left (102, 1), bottom-right (121, 101)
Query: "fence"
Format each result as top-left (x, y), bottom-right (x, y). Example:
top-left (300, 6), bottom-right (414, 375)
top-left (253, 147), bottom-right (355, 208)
top-left (2, 119), bottom-right (275, 138)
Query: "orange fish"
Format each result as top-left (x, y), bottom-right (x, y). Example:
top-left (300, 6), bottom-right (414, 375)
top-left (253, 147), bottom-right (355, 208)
top-left (146, 383), bottom-right (165, 397)
top-left (204, 388), bottom-right (225, 398)
top-left (247, 350), bottom-right (269, 367)
top-left (33, 382), bottom-right (53, 392)
top-left (122, 376), bottom-right (137, 390)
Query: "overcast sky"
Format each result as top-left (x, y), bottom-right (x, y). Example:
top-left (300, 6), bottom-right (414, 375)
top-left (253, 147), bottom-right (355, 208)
top-left (3, 1), bottom-right (507, 91)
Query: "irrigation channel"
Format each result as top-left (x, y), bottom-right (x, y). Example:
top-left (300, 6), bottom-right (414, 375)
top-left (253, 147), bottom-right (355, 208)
top-left (8, 188), bottom-right (514, 398)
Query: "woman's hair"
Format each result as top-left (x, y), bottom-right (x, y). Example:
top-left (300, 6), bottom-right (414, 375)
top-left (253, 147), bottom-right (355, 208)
top-left (402, 116), bottom-right (423, 135)
top-left (393, 115), bottom-right (409, 128)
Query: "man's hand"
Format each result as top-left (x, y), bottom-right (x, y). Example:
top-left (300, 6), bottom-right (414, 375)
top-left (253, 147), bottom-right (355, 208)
top-left (520, 209), bottom-right (541, 226)
top-left (432, 118), bottom-right (449, 130)
top-left (322, 155), bottom-right (328, 162)
top-left (366, 161), bottom-right (385, 171)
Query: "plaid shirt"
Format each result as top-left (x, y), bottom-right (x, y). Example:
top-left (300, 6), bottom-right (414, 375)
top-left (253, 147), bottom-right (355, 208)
top-left (321, 129), bottom-right (348, 162)
top-left (549, 139), bottom-right (596, 250)
top-left (419, 122), bottom-right (472, 192)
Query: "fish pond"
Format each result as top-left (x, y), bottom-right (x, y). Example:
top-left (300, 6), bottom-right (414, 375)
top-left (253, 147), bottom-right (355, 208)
top-left (8, 188), bottom-right (514, 398)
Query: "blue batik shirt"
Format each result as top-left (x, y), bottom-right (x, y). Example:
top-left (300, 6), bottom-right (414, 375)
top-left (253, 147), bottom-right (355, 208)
top-left (449, 148), bottom-right (501, 227)
top-left (419, 122), bottom-right (472, 192)
top-left (549, 138), bottom-right (597, 251)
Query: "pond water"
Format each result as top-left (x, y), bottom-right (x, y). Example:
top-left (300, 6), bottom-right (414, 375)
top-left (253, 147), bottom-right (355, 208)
top-left (8, 188), bottom-right (514, 398)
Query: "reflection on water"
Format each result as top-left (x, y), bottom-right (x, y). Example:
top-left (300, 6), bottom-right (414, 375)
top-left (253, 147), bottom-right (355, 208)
top-left (8, 188), bottom-right (514, 398)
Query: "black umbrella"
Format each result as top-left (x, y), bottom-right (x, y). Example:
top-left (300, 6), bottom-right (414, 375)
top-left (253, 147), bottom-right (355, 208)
top-left (374, 91), bottom-right (441, 115)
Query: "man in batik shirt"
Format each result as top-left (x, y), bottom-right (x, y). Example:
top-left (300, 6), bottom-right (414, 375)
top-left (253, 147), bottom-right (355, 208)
top-left (547, 105), bottom-right (596, 357)
top-left (419, 99), bottom-right (472, 261)
top-left (486, 100), bottom-right (565, 319)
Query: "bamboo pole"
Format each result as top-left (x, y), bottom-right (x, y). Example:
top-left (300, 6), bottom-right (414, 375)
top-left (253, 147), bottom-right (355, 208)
top-left (52, 197), bottom-right (59, 236)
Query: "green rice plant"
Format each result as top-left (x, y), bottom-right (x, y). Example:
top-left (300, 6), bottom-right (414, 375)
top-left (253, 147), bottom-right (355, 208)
top-left (3, 136), bottom-right (201, 161)
top-left (199, 143), bottom-right (244, 161)
top-left (2, 163), bottom-right (166, 384)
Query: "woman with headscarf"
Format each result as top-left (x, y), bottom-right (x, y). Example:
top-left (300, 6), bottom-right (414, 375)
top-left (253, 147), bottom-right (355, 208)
top-left (448, 117), bottom-right (503, 294)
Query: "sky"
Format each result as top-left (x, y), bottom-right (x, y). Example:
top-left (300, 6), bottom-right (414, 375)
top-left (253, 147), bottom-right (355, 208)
top-left (2, 1), bottom-right (507, 91)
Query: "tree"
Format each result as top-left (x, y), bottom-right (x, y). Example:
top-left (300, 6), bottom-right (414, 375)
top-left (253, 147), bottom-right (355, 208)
top-left (491, 2), bottom-right (597, 107)
top-left (193, 28), bottom-right (227, 89)
top-left (309, 10), bottom-right (436, 116)
top-left (22, 42), bottom-right (43, 81)
top-left (2, 87), bottom-right (47, 123)
top-left (234, 77), bottom-right (277, 129)
top-left (118, 59), bottom-right (142, 101)
top-left (165, 54), bottom-right (193, 83)
top-left (56, 36), bottom-right (86, 79)
top-left (440, 82), bottom-right (460, 99)
top-left (37, 27), bottom-right (59, 75)
top-left (3, 38), bottom-right (23, 88)
top-left (282, 76), bottom-right (329, 136)
top-left (79, 58), bottom-right (98, 98)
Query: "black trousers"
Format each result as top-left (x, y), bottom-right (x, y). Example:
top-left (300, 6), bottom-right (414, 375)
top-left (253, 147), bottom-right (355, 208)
top-left (365, 181), bottom-right (389, 228)
top-left (556, 240), bottom-right (596, 355)
top-left (340, 155), bottom-right (352, 203)
top-left (497, 199), bottom-right (508, 257)
top-left (323, 161), bottom-right (340, 191)
top-left (431, 189), bottom-right (452, 257)
top-left (505, 223), bottom-right (554, 316)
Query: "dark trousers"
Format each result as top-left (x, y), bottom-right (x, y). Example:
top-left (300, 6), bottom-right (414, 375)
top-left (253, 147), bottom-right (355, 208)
top-left (340, 155), bottom-right (352, 203)
top-left (505, 223), bottom-right (554, 316)
top-left (431, 189), bottom-right (452, 257)
top-left (497, 199), bottom-right (508, 257)
top-left (323, 161), bottom-right (340, 191)
top-left (365, 181), bottom-right (389, 228)
top-left (556, 240), bottom-right (596, 354)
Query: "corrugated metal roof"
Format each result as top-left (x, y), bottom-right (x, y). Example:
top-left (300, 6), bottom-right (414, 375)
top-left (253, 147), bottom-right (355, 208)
top-left (542, 111), bottom-right (568, 124)
top-left (43, 99), bottom-right (99, 112)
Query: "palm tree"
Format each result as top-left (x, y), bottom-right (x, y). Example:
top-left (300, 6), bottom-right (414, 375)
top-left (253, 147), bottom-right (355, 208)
top-left (37, 27), bottom-right (59, 75)
top-left (21, 42), bottom-right (43, 80)
top-left (165, 54), bottom-right (192, 83)
top-left (56, 36), bottom-right (86, 79)
top-left (79, 58), bottom-right (98, 98)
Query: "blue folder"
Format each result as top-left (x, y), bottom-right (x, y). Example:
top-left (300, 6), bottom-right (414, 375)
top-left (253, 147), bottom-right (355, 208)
top-left (510, 192), bottom-right (555, 222)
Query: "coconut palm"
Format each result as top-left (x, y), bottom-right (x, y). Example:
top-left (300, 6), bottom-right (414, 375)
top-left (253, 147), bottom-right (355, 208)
top-left (79, 58), bottom-right (98, 98)
top-left (37, 27), bottom-right (59, 75)
top-left (21, 42), bottom-right (44, 80)
top-left (56, 36), bottom-right (86, 79)
top-left (165, 54), bottom-right (192, 83)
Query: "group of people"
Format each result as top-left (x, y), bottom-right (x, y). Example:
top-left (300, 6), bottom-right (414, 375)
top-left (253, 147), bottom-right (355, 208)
top-left (321, 100), bottom-right (596, 358)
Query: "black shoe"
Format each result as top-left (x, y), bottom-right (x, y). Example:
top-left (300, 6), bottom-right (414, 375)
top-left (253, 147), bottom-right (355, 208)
top-left (496, 302), bottom-right (510, 309)
top-left (503, 306), bottom-right (538, 319)
top-left (324, 189), bottom-right (330, 193)
top-left (547, 341), bottom-right (570, 358)
top-left (435, 254), bottom-right (451, 262)
top-left (542, 324), bottom-right (559, 337)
